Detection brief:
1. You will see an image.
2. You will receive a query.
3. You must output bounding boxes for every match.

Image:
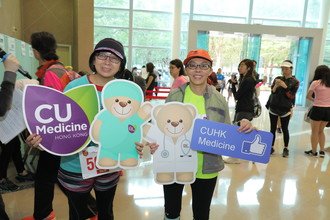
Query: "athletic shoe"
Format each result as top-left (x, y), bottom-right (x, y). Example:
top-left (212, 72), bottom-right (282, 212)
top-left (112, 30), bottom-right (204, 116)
top-left (22, 211), bottom-right (56, 220)
top-left (16, 171), bottom-right (34, 182)
top-left (319, 151), bottom-right (325, 158)
top-left (282, 148), bottom-right (289, 157)
top-left (304, 150), bottom-right (318, 157)
top-left (0, 178), bottom-right (19, 191)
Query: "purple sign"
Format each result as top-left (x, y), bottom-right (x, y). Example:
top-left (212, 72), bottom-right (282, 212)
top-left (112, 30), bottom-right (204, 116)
top-left (191, 119), bottom-right (273, 164)
top-left (23, 85), bottom-right (90, 156)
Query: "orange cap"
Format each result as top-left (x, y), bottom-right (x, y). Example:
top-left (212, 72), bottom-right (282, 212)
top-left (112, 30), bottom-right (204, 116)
top-left (183, 49), bottom-right (213, 65)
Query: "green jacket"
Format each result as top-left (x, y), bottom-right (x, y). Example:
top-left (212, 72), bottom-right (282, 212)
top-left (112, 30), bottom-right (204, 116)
top-left (166, 83), bottom-right (231, 174)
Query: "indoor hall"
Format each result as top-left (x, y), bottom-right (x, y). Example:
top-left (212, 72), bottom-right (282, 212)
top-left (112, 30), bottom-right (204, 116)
top-left (1, 0), bottom-right (330, 219)
top-left (3, 91), bottom-right (330, 219)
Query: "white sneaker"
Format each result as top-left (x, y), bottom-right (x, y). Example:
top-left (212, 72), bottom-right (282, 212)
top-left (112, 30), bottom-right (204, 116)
top-left (224, 157), bottom-right (241, 164)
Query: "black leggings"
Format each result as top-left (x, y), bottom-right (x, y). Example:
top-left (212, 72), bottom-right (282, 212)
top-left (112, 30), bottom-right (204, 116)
top-left (0, 136), bottom-right (25, 179)
top-left (61, 185), bottom-right (117, 220)
top-left (164, 177), bottom-right (217, 220)
top-left (269, 113), bottom-right (291, 147)
top-left (33, 151), bottom-right (61, 219)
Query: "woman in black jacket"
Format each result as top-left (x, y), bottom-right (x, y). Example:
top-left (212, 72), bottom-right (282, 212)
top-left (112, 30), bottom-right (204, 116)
top-left (224, 59), bottom-right (256, 164)
top-left (232, 59), bottom-right (256, 122)
top-left (267, 60), bottom-right (299, 157)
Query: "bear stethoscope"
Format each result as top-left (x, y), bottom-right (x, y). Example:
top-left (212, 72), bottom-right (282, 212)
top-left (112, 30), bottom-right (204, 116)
top-left (161, 134), bottom-right (192, 158)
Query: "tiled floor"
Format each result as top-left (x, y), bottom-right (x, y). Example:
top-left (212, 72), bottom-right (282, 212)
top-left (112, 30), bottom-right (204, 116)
top-left (2, 89), bottom-right (330, 220)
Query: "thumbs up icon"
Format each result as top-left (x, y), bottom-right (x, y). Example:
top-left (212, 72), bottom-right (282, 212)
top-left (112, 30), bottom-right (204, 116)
top-left (241, 134), bottom-right (266, 156)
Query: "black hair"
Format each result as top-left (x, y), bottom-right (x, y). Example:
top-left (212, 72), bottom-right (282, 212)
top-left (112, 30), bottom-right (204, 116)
top-left (238, 59), bottom-right (255, 83)
top-left (170, 59), bottom-right (185, 76)
top-left (31, 32), bottom-right (59, 61)
top-left (313, 65), bottom-right (330, 87)
top-left (313, 65), bottom-right (329, 81)
top-left (115, 69), bottom-right (133, 81)
top-left (146, 62), bottom-right (155, 73)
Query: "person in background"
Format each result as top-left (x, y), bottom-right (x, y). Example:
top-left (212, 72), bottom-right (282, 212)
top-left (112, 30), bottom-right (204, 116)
top-left (304, 65), bottom-right (330, 157)
top-left (267, 60), bottom-right (299, 157)
top-left (0, 53), bottom-right (20, 220)
top-left (141, 65), bottom-right (148, 79)
top-left (232, 59), bottom-right (256, 122)
top-left (137, 49), bottom-right (255, 220)
top-left (226, 74), bottom-right (237, 102)
top-left (207, 71), bottom-right (219, 90)
top-left (145, 62), bottom-right (157, 93)
top-left (0, 135), bottom-right (34, 191)
top-left (169, 59), bottom-right (188, 89)
top-left (216, 68), bottom-right (225, 94)
top-left (131, 67), bottom-right (147, 97)
top-left (224, 59), bottom-right (256, 164)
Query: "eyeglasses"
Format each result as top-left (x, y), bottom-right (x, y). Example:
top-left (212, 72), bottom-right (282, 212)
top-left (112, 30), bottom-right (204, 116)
top-left (96, 52), bottom-right (121, 64)
top-left (186, 62), bottom-right (211, 70)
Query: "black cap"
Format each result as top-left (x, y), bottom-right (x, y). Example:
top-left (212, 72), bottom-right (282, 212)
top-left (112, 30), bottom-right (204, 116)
top-left (89, 38), bottom-right (126, 72)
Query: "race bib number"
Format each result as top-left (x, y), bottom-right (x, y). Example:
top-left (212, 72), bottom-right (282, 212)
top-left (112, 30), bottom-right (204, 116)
top-left (79, 146), bottom-right (119, 179)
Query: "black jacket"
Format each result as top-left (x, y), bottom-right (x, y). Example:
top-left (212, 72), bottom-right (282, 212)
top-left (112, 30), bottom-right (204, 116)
top-left (232, 76), bottom-right (256, 113)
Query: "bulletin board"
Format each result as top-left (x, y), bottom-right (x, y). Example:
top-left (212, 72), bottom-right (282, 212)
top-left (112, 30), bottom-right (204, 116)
top-left (0, 33), bottom-right (39, 80)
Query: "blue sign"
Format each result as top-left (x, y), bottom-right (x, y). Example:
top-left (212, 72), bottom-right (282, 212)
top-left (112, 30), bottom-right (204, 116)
top-left (191, 119), bottom-right (273, 164)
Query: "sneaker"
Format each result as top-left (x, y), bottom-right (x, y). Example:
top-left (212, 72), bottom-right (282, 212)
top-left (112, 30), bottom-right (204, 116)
top-left (15, 171), bottom-right (34, 182)
top-left (224, 157), bottom-right (241, 164)
top-left (270, 148), bottom-right (275, 155)
top-left (277, 127), bottom-right (282, 133)
top-left (282, 148), bottom-right (289, 157)
top-left (319, 151), bottom-right (325, 158)
top-left (22, 211), bottom-right (56, 220)
top-left (0, 178), bottom-right (19, 191)
top-left (304, 150), bottom-right (318, 157)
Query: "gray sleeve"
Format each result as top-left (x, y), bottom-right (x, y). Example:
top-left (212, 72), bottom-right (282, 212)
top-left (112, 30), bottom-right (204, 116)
top-left (0, 71), bottom-right (17, 117)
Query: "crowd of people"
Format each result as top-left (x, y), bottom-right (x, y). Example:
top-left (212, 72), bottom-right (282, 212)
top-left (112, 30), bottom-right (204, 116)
top-left (0, 31), bottom-right (329, 220)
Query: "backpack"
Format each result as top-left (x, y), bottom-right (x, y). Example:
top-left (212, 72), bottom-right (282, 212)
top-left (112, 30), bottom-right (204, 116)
top-left (253, 91), bottom-right (262, 118)
top-left (48, 64), bottom-right (81, 88)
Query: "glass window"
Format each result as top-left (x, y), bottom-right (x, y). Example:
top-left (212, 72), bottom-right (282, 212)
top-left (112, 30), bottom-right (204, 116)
top-left (252, 0), bottom-right (304, 21)
top-left (133, 0), bottom-right (173, 12)
top-left (305, 0), bottom-right (321, 26)
top-left (94, 27), bottom-right (129, 45)
top-left (132, 30), bottom-right (172, 47)
top-left (193, 15), bottom-right (246, 24)
top-left (94, 8), bottom-right (129, 27)
top-left (131, 47), bottom-right (171, 70)
top-left (133, 11), bottom-right (173, 30)
top-left (193, 0), bottom-right (249, 17)
top-left (94, 0), bottom-right (129, 9)
top-left (323, 23), bottom-right (330, 65)
top-left (181, 14), bottom-right (190, 32)
top-left (251, 19), bottom-right (301, 27)
top-left (182, 0), bottom-right (191, 13)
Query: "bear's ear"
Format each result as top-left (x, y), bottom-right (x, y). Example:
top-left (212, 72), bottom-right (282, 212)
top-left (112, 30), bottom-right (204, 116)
top-left (186, 105), bottom-right (197, 118)
top-left (152, 105), bottom-right (163, 119)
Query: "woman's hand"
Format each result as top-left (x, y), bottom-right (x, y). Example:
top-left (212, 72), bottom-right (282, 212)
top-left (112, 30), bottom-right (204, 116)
top-left (26, 133), bottom-right (44, 150)
top-left (238, 119), bottom-right (256, 133)
top-left (275, 79), bottom-right (287, 89)
top-left (135, 141), bottom-right (159, 158)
